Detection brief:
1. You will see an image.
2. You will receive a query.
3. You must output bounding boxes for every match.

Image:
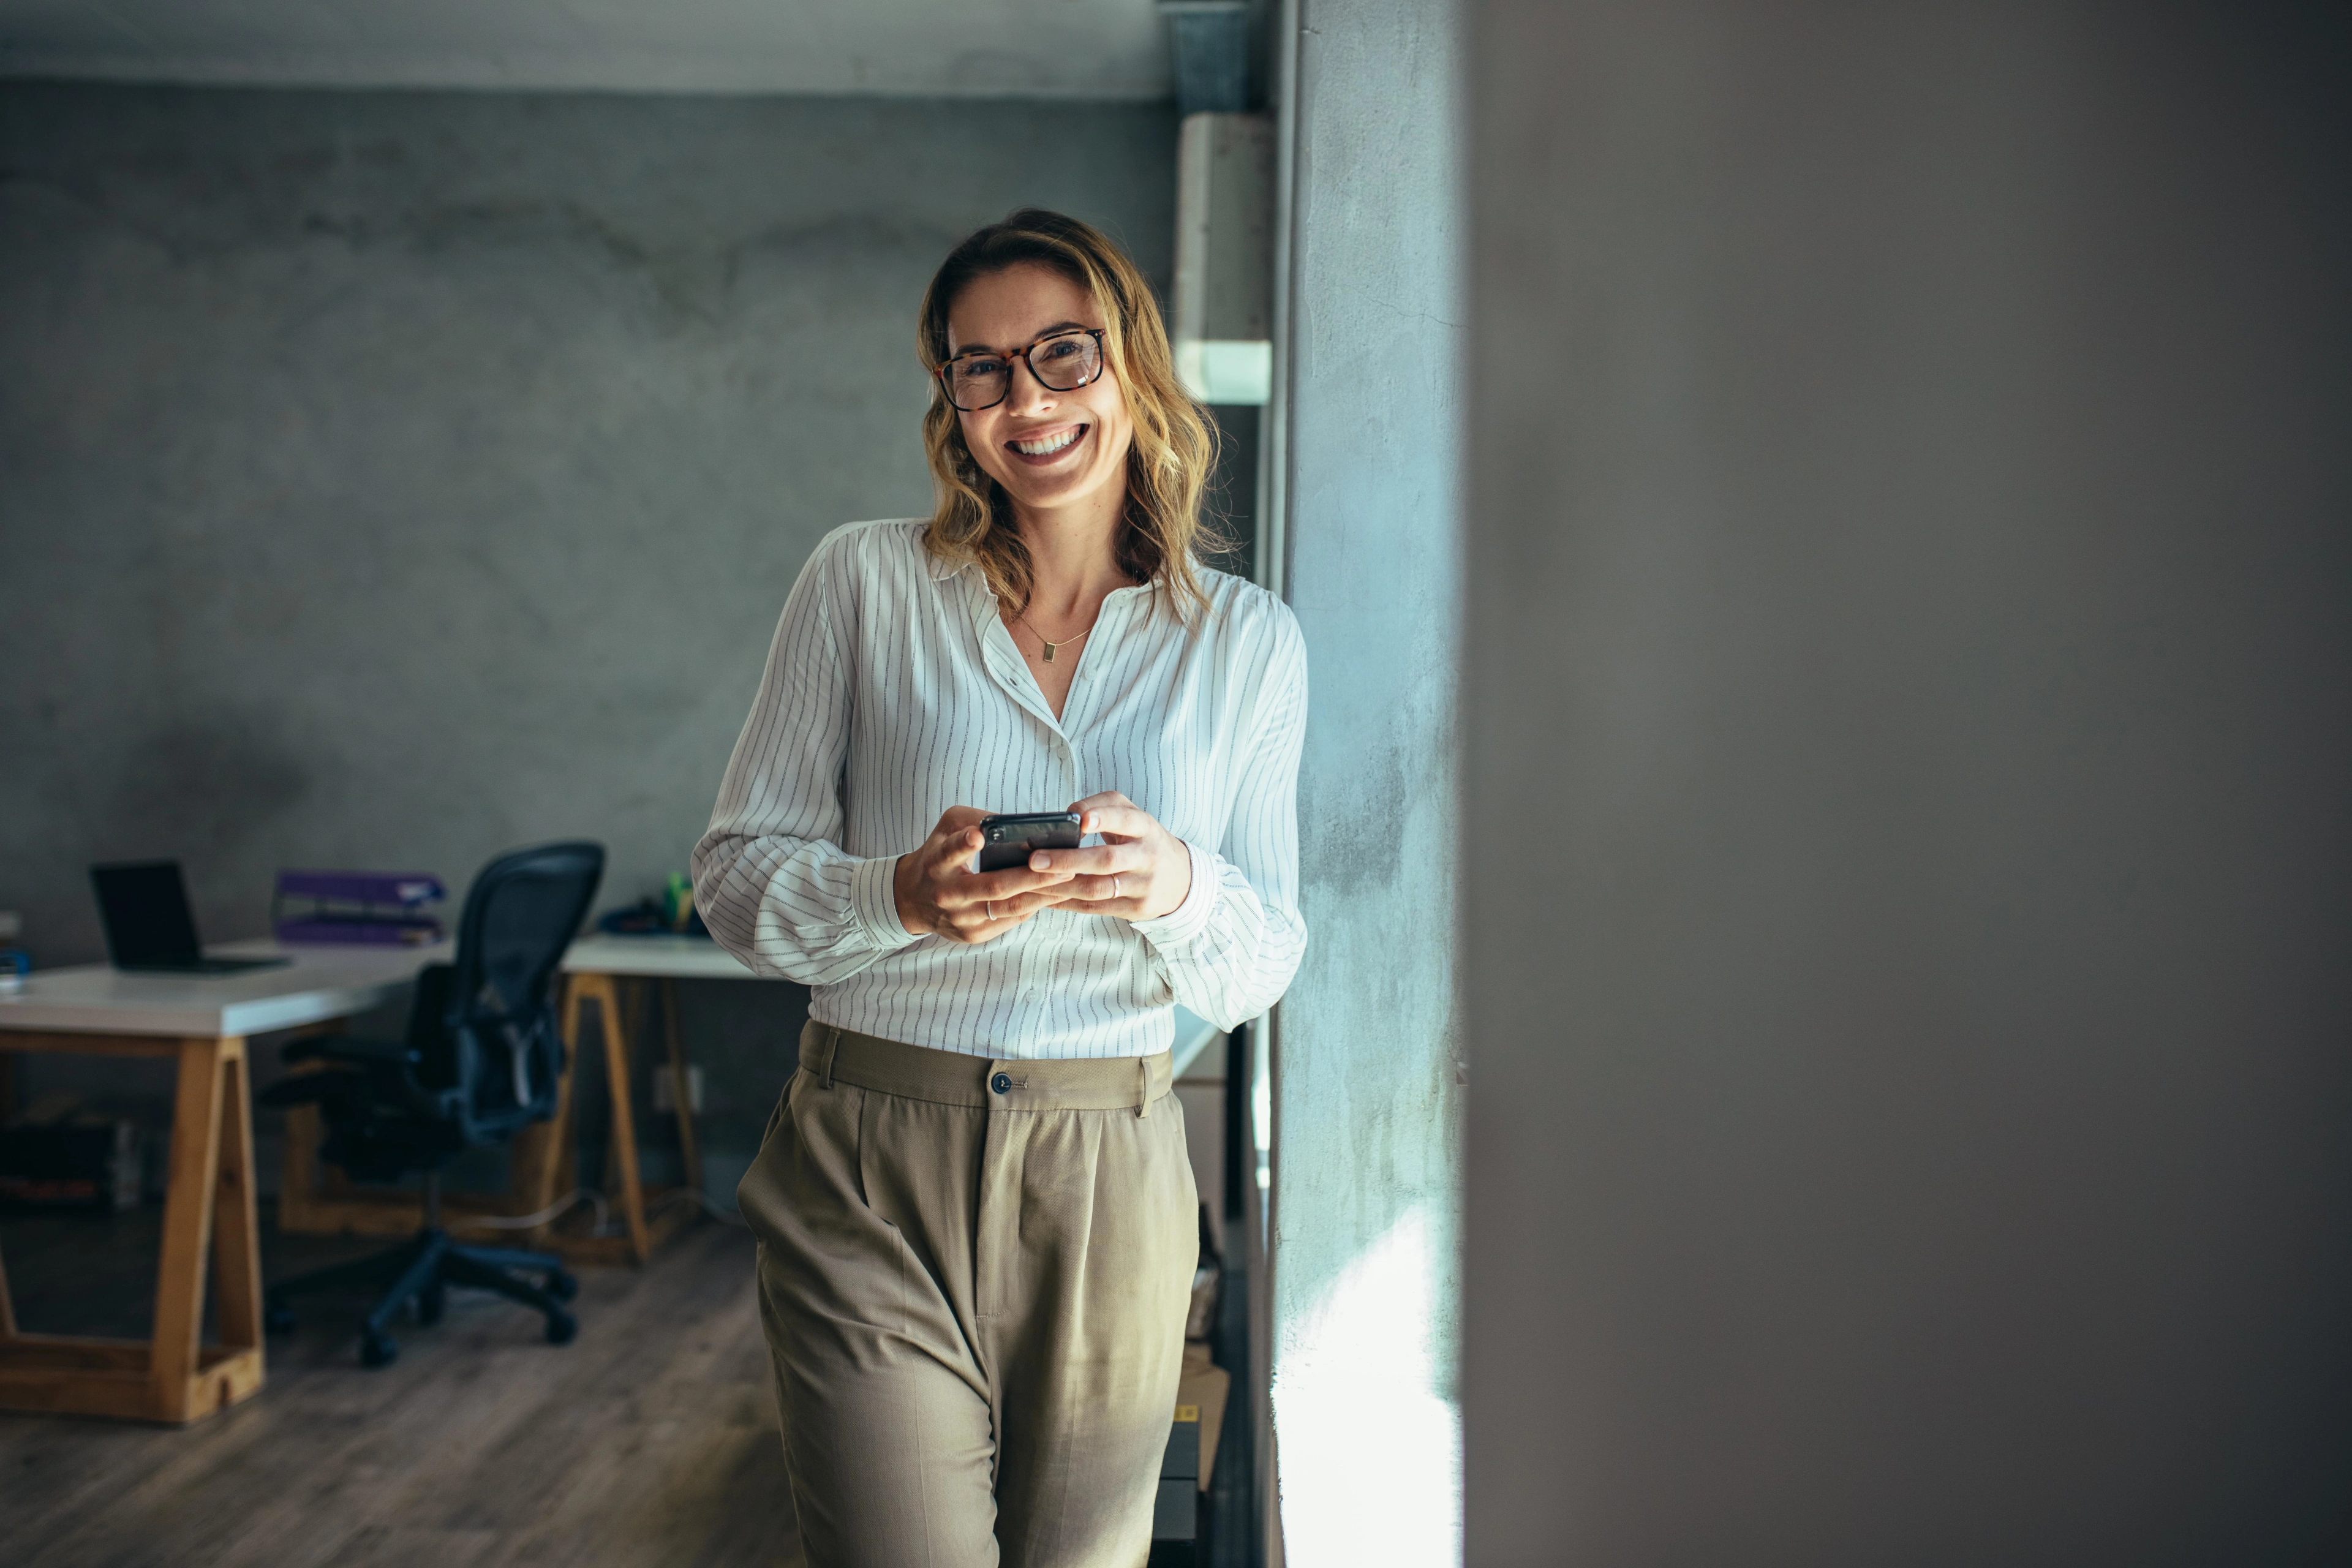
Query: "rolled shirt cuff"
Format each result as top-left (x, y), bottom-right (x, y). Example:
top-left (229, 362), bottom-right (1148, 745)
top-left (849, 854), bottom-right (927, 954)
top-left (1131, 839), bottom-right (1219, 950)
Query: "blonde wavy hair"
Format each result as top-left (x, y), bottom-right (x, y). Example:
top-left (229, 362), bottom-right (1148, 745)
top-left (917, 208), bottom-right (1223, 622)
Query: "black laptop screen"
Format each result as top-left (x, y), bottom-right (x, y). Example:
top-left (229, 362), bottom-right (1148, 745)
top-left (91, 861), bottom-right (205, 968)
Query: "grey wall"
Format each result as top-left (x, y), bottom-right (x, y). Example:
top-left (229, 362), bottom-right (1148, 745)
top-left (1267, 0), bottom-right (1461, 1559)
top-left (1, 83), bottom-right (1174, 963)
top-left (0, 81), bottom-right (1173, 1179)
top-left (1464, 5), bottom-right (2352, 1563)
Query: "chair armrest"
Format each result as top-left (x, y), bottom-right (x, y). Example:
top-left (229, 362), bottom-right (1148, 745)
top-left (257, 1073), bottom-right (355, 1110)
top-left (271, 1033), bottom-right (447, 1122)
top-left (282, 1034), bottom-right (417, 1069)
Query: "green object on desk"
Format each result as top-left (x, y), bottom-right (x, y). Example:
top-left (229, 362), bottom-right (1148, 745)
top-left (661, 873), bottom-right (694, 933)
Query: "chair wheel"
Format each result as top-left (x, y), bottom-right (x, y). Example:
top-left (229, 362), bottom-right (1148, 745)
top-left (544, 1310), bottom-right (577, 1346)
top-left (263, 1303), bottom-right (298, 1335)
top-left (360, 1330), bottom-right (399, 1368)
top-left (417, 1284), bottom-right (447, 1325)
top-left (545, 1270), bottom-right (578, 1302)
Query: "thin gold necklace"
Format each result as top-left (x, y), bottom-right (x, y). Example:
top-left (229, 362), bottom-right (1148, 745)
top-left (1014, 609), bottom-right (1097, 663)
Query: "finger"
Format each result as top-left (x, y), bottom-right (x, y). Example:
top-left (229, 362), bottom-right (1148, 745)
top-left (922, 825), bottom-right (986, 873)
top-left (1076, 802), bottom-right (1156, 841)
top-left (988, 886), bottom-right (1077, 919)
top-left (935, 865), bottom-right (1077, 904)
top-left (1025, 843), bottom-right (1149, 877)
top-left (937, 805), bottom-right (990, 833)
top-left (944, 889), bottom-right (1066, 940)
top-left (1041, 873), bottom-right (1139, 905)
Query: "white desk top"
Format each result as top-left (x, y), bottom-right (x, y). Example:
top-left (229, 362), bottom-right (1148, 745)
top-left (0, 932), bottom-right (765, 1042)
top-left (559, 933), bottom-right (755, 980)
top-left (0, 938), bottom-right (450, 1039)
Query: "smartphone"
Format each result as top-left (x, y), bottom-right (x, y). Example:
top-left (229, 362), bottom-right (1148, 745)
top-left (976, 812), bottom-right (1084, 873)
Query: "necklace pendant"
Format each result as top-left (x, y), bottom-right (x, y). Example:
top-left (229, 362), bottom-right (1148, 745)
top-left (1042, 641), bottom-right (1057, 663)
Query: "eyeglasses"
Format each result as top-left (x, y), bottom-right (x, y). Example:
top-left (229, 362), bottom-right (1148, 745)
top-left (938, 328), bottom-right (1106, 412)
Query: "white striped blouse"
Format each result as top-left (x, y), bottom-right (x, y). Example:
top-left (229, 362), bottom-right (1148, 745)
top-left (691, 518), bottom-right (1309, 1061)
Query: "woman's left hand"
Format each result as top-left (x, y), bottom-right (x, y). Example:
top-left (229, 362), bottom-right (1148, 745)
top-left (1025, 791), bottom-right (1193, 921)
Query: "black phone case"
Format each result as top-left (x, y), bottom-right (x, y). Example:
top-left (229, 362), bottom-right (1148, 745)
top-left (976, 813), bottom-right (1084, 873)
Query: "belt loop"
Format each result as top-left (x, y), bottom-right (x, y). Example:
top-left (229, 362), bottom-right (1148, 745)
top-left (820, 1024), bottom-right (838, 1090)
top-left (1137, 1056), bottom-right (1149, 1118)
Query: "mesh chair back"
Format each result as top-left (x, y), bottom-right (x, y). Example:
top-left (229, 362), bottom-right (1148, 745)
top-left (427, 840), bottom-right (604, 1141)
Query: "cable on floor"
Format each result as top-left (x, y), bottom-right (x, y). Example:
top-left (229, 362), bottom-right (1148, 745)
top-left (462, 1186), bottom-right (610, 1235)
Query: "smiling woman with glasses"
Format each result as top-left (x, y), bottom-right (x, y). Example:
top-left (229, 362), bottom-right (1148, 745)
top-left (693, 208), bottom-right (1309, 1566)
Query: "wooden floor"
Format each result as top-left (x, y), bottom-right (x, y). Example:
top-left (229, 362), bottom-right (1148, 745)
top-left (1, 1205), bottom-right (796, 1567)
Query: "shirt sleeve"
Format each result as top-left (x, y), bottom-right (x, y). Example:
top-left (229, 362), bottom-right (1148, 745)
top-left (692, 535), bottom-right (925, 983)
top-left (1129, 609), bottom-right (1310, 1029)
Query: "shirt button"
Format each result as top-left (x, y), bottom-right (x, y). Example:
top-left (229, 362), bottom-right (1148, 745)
top-left (991, 1072), bottom-right (1013, 1095)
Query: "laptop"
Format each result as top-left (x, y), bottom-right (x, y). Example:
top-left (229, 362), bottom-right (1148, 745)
top-left (90, 861), bottom-right (290, 976)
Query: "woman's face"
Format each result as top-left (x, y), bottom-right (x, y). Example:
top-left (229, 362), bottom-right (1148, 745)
top-left (946, 262), bottom-right (1134, 527)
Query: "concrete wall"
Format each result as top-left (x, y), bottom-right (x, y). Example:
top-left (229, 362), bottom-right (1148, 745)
top-left (1463, 5), bottom-right (2352, 1563)
top-left (0, 81), bottom-right (1173, 1178)
top-left (1267, 0), bottom-right (1462, 1559)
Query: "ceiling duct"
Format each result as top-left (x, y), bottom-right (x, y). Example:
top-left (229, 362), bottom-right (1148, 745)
top-left (1170, 110), bottom-right (1274, 405)
top-left (1159, 0), bottom-right (1250, 115)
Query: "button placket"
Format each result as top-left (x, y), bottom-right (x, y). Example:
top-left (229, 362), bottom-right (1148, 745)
top-left (1016, 938), bottom-right (1047, 1015)
top-left (966, 575), bottom-right (1065, 739)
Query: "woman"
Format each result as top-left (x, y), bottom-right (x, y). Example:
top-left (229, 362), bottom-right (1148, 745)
top-left (692, 208), bottom-right (1308, 1567)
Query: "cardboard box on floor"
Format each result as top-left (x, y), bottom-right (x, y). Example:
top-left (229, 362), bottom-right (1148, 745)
top-left (1151, 1343), bottom-right (1238, 1544)
top-left (1177, 1341), bottom-right (1231, 1491)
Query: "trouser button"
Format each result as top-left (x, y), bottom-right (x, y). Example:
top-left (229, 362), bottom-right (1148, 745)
top-left (990, 1071), bottom-right (1013, 1095)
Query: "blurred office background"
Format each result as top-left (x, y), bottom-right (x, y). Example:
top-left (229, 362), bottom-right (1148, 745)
top-left (0, 18), bottom-right (1223, 1199)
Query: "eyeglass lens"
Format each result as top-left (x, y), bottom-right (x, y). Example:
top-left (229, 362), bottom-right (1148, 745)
top-left (943, 331), bottom-right (1102, 410)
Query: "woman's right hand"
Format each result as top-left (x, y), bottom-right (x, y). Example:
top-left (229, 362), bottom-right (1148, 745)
top-left (893, 807), bottom-right (1075, 944)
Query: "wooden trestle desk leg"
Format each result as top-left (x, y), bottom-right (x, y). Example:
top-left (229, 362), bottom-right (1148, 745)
top-left (151, 1036), bottom-right (263, 1423)
top-left (594, 975), bottom-right (651, 1262)
top-left (209, 1044), bottom-right (265, 1372)
top-left (550, 972), bottom-right (650, 1264)
top-left (0, 1033), bottom-right (260, 1422)
top-left (540, 971), bottom-right (714, 1267)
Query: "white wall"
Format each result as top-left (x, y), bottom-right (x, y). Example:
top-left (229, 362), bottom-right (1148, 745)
top-left (1267, 0), bottom-right (1463, 1561)
top-left (1463, 5), bottom-right (2352, 1562)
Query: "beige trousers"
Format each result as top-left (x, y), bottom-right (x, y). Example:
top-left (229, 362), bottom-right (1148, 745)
top-left (737, 1021), bottom-right (1196, 1568)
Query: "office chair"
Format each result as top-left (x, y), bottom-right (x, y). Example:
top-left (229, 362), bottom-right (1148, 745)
top-left (260, 840), bottom-right (605, 1368)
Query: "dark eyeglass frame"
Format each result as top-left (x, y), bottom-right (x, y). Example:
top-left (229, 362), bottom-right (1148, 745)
top-left (937, 328), bottom-right (1107, 412)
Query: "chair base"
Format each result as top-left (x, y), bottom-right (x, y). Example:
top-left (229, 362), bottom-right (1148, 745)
top-left (265, 1226), bottom-right (579, 1368)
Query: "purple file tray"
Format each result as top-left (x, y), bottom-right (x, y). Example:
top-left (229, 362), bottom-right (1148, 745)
top-left (273, 914), bottom-right (445, 946)
top-left (274, 870), bottom-right (447, 907)
top-left (273, 869), bottom-right (448, 945)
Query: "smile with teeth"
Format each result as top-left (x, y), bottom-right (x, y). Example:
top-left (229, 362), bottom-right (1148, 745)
top-left (1010, 425), bottom-right (1085, 458)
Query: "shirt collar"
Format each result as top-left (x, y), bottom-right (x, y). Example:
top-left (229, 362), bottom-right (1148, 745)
top-left (930, 543), bottom-right (1159, 614)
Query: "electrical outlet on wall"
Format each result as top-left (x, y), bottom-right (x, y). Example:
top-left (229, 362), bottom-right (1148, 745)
top-left (652, 1064), bottom-right (706, 1117)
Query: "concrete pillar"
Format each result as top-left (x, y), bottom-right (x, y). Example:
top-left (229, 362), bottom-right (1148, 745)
top-left (1266, 0), bottom-right (1464, 1561)
top-left (1464, 5), bottom-right (2352, 1562)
